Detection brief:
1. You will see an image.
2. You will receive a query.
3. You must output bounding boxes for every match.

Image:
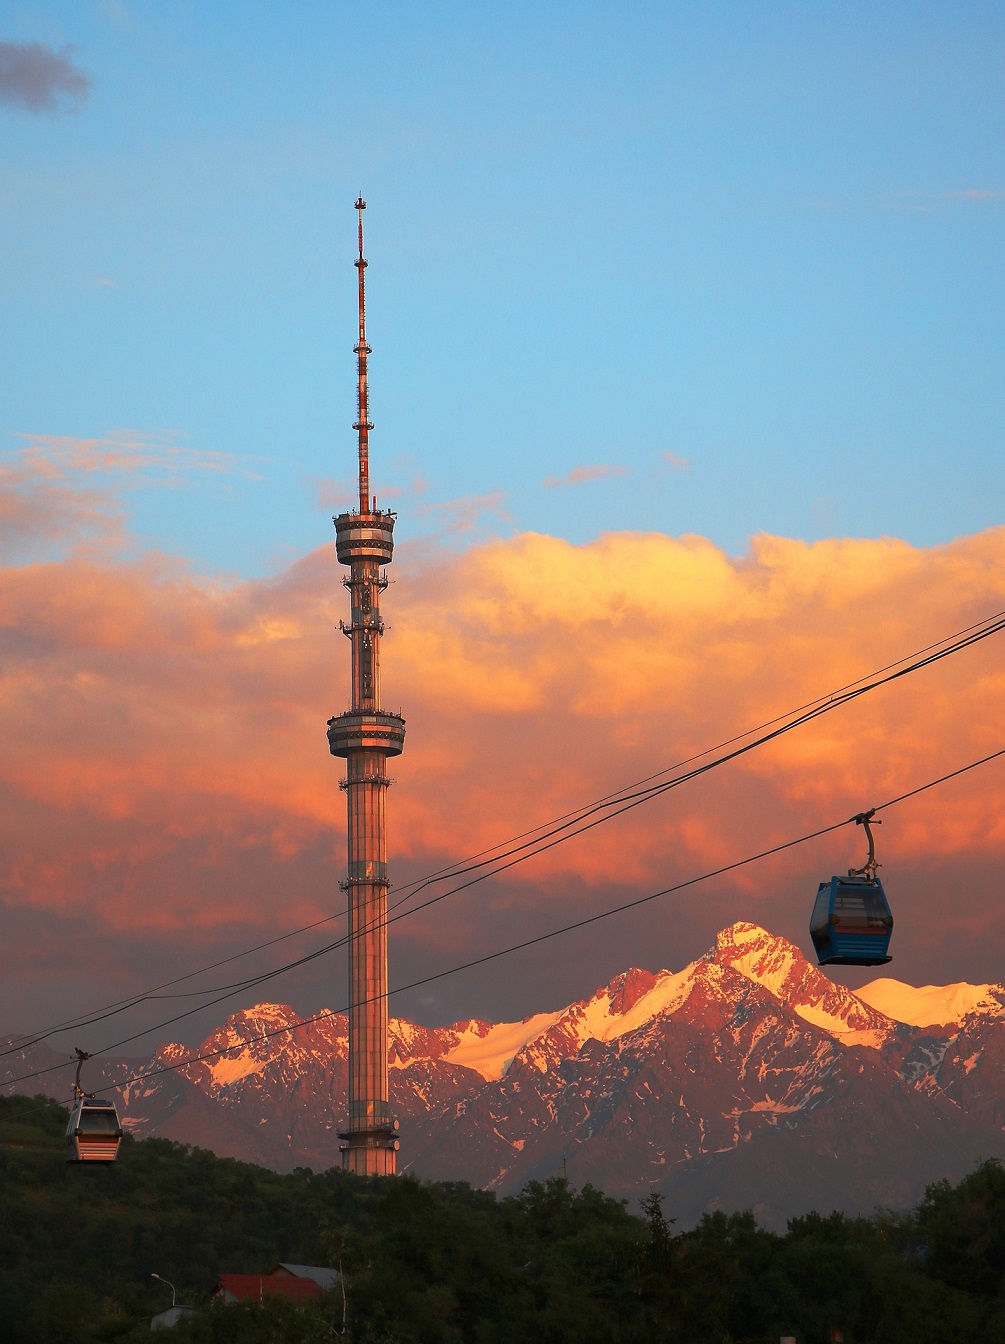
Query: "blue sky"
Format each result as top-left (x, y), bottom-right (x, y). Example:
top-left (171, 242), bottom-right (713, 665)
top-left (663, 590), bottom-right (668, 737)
top-left (2, 1), bottom-right (1003, 577)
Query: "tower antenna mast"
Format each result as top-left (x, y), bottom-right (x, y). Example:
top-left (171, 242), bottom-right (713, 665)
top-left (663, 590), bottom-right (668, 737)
top-left (353, 196), bottom-right (371, 515)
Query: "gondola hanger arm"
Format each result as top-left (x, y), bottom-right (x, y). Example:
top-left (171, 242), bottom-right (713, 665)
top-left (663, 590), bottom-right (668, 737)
top-left (73, 1047), bottom-right (93, 1102)
top-left (849, 808), bottom-right (881, 880)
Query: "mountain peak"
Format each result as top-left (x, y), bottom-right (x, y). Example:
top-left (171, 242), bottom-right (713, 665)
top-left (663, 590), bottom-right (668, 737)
top-left (709, 922), bottom-right (803, 989)
top-left (605, 967), bottom-right (660, 1016)
top-left (708, 921), bottom-right (893, 1046)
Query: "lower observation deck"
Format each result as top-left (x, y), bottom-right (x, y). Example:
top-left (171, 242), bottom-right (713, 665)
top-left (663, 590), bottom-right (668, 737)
top-left (338, 1121), bottom-right (401, 1176)
top-left (327, 710), bottom-right (406, 758)
top-left (339, 1118), bottom-right (400, 1150)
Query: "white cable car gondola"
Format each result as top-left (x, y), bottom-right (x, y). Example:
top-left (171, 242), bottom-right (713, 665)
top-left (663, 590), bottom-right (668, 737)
top-left (66, 1049), bottom-right (123, 1163)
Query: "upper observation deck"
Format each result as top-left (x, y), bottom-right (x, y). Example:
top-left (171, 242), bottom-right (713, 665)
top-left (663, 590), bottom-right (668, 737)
top-left (334, 508), bottom-right (396, 566)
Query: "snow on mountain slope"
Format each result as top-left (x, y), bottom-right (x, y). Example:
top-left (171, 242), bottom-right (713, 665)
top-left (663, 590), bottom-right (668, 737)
top-left (709, 921), bottom-right (895, 1047)
top-left (411, 923), bottom-right (906, 1081)
top-left (565, 965), bottom-right (700, 1042)
top-left (439, 1011), bottom-right (566, 1080)
top-left (159, 1003), bottom-right (349, 1106)
top-left (434, 966), bottom-right (702, 1080)
top-left (855, 977), bottom-right (1005, 1027)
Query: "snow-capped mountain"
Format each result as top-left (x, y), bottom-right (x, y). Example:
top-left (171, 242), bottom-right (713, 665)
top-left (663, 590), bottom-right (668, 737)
top-left (855, 976), bottom-right (1005, 1027)
top-left (3, 922), bottom-right (1004, 1229)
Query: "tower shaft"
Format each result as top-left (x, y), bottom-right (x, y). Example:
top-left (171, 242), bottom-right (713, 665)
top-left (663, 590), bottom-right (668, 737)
top-left (327, 200), bottom-right (404, 1176)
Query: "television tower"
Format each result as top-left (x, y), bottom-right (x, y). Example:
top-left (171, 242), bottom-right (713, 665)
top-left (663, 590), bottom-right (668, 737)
top-left (327, 198), bottom-right (405, 1176)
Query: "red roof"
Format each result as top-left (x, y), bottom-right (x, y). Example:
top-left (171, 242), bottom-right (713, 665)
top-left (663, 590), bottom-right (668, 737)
top-left (214, 1274), bottom-right (322, 1304)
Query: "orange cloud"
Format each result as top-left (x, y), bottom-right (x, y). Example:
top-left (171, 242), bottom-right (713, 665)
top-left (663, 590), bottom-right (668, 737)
top-left (659, 451), bottom-right (691, 471)
top-left (1, 432), bottom-right (262, 565)
top-left (16, 431), bottom-right (251, 481)
top-left (387, 529), bottom-right (1005, 888)
top-left (0, 448), bottom-right (122, 559)
top-left (542, 464), bottom-right (628, 488)
top-left (414, 491), bottom-right (510, 535)
top-left (2, 461), bottom-right (1005, 1034)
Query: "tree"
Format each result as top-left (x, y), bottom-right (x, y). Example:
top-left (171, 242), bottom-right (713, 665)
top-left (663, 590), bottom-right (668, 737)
top-left (913, 1159), bottom-right (1005, 1298)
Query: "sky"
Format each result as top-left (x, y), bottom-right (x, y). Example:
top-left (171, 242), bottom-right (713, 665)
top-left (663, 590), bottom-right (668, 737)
top-left (1, 2), bottom-right (1004, 1063)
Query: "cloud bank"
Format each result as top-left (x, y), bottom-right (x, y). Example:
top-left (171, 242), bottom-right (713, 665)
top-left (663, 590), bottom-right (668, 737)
top-left (2, 450), bottom-right (1004, 1036)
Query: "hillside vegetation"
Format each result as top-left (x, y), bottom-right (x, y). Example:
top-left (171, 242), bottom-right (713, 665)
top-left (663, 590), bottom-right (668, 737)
top-left (2, 1094), bottom-right (1003, 1343)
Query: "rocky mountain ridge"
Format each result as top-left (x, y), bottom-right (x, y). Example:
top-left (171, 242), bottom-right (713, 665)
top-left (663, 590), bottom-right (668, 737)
top-left (4, 921), bottom-right (1004, 1229)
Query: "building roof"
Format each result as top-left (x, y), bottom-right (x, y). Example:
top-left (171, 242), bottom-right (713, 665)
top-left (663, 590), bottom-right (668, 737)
top-left (214, 1274), bottom-right (322, 1304)
top-left (273, 1263), bottom-right (341, 1290)
top-left (151, 1305), bottom-right (199, 1330)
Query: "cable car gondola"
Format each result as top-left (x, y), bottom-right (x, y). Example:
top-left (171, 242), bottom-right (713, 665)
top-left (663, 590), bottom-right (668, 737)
top-left (810, 810), bottom-right (893, 967)
top-left (66, 1049), bottom-right (123, 1163)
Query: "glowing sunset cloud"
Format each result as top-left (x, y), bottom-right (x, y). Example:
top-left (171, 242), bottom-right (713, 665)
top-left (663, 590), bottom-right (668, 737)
top-left (1, 455), bottom-right (1004, 1035)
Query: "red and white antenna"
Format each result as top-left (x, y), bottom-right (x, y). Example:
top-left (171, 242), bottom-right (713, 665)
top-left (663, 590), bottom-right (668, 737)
top-left (352, 196), bottom-right (373, 514)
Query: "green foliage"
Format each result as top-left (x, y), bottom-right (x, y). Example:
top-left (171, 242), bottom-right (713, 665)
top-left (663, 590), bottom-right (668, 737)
top-left (0, 1091), bottom-right (68, 1148)
top-left (912, 1158), bottom-right (1005, 1298)
top-left (2, 1095), bottom-right (1005, 1343)
top-left (325, 1174), bottom-right (645, 1344)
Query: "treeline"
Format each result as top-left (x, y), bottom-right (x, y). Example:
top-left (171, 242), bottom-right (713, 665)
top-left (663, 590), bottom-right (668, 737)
top-left (2, 1094), bottom-right (1003, 1343)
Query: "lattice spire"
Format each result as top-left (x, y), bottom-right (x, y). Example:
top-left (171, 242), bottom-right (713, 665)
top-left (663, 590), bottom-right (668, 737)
top-left (352, 196), bottom-right (372, 514)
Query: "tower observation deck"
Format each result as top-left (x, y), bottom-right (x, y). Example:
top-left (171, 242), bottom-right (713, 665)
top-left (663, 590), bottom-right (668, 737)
top-left (326, 198), bottom-right (405, 1176)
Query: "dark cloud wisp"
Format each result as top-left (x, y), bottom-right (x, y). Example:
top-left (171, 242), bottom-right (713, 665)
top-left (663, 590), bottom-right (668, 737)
top-left (0, 41), bottom-right (90, 112)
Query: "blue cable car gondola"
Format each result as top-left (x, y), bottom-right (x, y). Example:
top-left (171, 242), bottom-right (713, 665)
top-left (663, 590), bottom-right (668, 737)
top-left (66, 1049), bottom-right (122, 1163)
top-left (810, 810), bottom-right (893, 967)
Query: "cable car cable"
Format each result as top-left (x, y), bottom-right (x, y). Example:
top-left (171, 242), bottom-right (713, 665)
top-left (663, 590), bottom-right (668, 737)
top-left (5, 742), bottom-right (1004, 1100)
top-left (0, 641), bottom-right (974, 1075)
top-left (56, 741), bottom-right (1005, 1104)
top-left (6, 606), bottom-right (1004, 1060)
top-left (6, 811), bottom-right (858, 1099)
top-left (5, 606), bottom-right (1005, 1073)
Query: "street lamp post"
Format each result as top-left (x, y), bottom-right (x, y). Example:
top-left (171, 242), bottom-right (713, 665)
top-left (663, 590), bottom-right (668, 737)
top-left (151, 1273), bottom-right (177, 1308)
